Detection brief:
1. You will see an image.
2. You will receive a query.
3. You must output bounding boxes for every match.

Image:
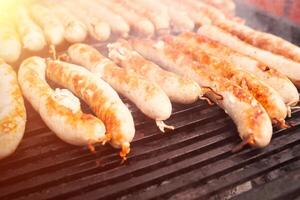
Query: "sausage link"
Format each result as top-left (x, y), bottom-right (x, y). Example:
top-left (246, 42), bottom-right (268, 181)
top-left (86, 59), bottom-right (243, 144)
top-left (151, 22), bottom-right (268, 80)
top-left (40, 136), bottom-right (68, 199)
top-left (46, 60), bottom-right (135, 160)
top-left (18, 57), bottom-right (107, 149)
top-left (131, 38), bottom-right (273, 148)
top-left (0, 59), bottom-right (26, 159)
top-left (68, 43), bottom-right (173, 132)
top-left (108, 40), bottom-right (200, 104)
top-left (198, 25), bottom-right (300, 88)
top-left (166, 34), bottom-right (288, 127)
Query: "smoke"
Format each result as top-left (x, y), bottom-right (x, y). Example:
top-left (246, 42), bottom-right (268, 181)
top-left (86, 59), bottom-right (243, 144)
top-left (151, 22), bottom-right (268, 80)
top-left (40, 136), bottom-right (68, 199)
top-left (234, 0), bottom-right (293, 43)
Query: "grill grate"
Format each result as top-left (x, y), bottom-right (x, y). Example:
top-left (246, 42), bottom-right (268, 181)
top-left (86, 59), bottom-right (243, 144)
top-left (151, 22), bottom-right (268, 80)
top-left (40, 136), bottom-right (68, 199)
top-left (1, 2), bottom-right (300, 200)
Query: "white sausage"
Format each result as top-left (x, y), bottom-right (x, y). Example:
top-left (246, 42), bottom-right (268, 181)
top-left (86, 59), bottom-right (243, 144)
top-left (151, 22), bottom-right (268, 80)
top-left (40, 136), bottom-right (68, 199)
top-left (198, 25), bottom-right (300, 88)
top-left (200, 0), bottom-right (236, 17)
top-left (108, 40), bottom-right (201, 104)
top-left (97, 0), bottom-right (155, 37)
top-left (215, 19), bottom-right (300, 63)
top-left (177, 32), bottom-right (299, 106)
top-left (60, 0), bottom-right (111, 42)
top-left (67, 43), bottom-right (173, 132)
top-left (0, 59), bottom-right (26, 159)
top-left (0, 14), bottom-right (22, 63)
top-left (46, 60), bottom-right (135, 160)
top-left (128, 0), bottom-right (171, 34)
top-left (131, 38), bottom-right (273, 148)
top-left (163, 0), bottom-right (212, 26)
top-left (30, 3), bottom-right (65, 45)
top-left (44, 2), bottom-right (88, 43)
top-left (18, 57), bottom-right (107, 148)
top-left (75, 0), bottom-right (130, 37)
top-left (146, 0), bottom-right (194, 33)
top-left (166, 34), bottom-right (288, 127)
top-left (15, 6), bottom-right (47, 51)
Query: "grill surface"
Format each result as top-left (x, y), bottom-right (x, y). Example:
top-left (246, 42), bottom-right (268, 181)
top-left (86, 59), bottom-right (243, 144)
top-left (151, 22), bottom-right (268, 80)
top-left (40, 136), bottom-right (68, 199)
top-left (1, 2), bottom-right (300, 200)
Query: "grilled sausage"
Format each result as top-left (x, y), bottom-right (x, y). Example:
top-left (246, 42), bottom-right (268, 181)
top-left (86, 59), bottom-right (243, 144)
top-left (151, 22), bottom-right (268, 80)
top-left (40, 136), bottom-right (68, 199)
top-left (166, 35), bottom-right (288, 127)
top-left (44, 2), bottom-right (88, 43)
top-left (165, 5), bottom-right (195, 33)
top-left (178, 0), bottom-right (242, 23)
top-left (215, 19), bottom-right (300, 63)
top-left (46, 60), bottom-right (135, 160)
top-left (175, 32), bottom-right (299, 106)
top-left (15, 6), bottom-right (46, 51)
top-left (200, 0), bottom-right (235, 17)
top-left (18, 57), bottom-right (107, 149)
top-left (108, 40), bottom-right (201, 104)
top-left (149, 0), bottom-right (194, 33)
top-left (198, 25), bottom-right (300, 88)
top-left (0, 59), bottom-right (26, 159)
top-left (67, 43), bottom-right (173, 132)
top-left (163, 0), bottom-right (211, 27)
top-left (131, 38), bottom-right (273, 148)
top-left (0, 14), bottom-right (22, 63)
top-left (75, 0), bottom-right (129, 37)
top-left (128, 0), bottom-right (171, 34)
top-left (30, 3), bottom-right (65, 45)
top-left (97, 0), bottom-right (155, 37)
top-left (178, 0), bottom-right (227, 22)
top-left (61, 0), bottom-right (111, 42)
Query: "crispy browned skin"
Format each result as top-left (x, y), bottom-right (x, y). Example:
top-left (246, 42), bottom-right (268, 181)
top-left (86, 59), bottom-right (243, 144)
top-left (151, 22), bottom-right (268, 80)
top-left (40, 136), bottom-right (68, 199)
top-left (0, 61), bottom-right (26, 134)
top-left (0, 59), bottom-right (26, 159)
top-left (107, 40), bottom-right (200, 104)
top-left (215, 20), bottom-right (300, 63)
top-left (165, 34), bottom-right (287, 125)
top-left (69, 43), bottom-right (172, 121)
top-left (18, 57), bottom-right (107, 147)
top-left (131, 38), bottom-right (272, 148)
top-left (176, 32), bottom-right (284, 77)
top-left (185, 0), bottom-right (300, 63)
top-left (46, 60), bottom-right (135, 159)
top-left (201, 0), bottom-right (235, 17)
top-left (21, 58), bottom-right (101, 125)
top-left (48, 62), bottom-right (115, 124)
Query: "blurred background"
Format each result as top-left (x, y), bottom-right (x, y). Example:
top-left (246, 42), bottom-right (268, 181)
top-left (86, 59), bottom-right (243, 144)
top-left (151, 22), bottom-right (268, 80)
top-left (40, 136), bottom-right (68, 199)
top-left (238, 0), bottom-right (300, 25)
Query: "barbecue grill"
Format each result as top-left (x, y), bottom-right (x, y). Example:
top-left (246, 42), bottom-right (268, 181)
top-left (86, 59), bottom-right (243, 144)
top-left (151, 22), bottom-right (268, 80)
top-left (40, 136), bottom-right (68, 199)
top-left (1, 1), bottom-right (300, 200)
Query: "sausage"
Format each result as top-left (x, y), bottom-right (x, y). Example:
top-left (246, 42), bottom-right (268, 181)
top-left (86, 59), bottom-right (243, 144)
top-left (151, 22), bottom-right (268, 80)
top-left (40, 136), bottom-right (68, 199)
top-left (44, 2), bottom-right (88, 43)
top-left (176, 32), bottom-right (299, 106)
top-left (147, 0), bottom-right (194, 33)
top-left (179, 0), bottom-right (227, 22)
top-left (165, 5), bottom-right (195, 33)
top-left (165, 35), bottom-right (288, 127)
top-left (178, 0), bottom-right (242, 24)
top-left (128, 0), bottom-right (171, 34)
top-left (30, 3), bottom-right (65, 45)
top-left (108, 40), bottom-right (201, 104)
top-left (0, 59), bottom-right (26, 160)
top-left (201, 0), bottom-right (235, 17)
top-left (67, 43), bottom-right (173, 132)
top-left (97, 0), bottom-right (155, 37)
top-left (18, 57), bottom-right (107, 150)
top-left (198, 25), bottom-right (300, 88)
top-left (131, 38), bottom-right (273, 148)
top-left (0, 14), bottom-right (22, 63)
top-left (61, 0), bottom-right (111, 42)
top-left (46, 60), bottom-right (135, 160)
top-left (162, 0), bottom-right (211, 27)
top-left (15, 6), bottom-right (46, 51)
top-left (74, 0), bottom-right (129, 37)
top-left (215, 19), bottom-right (300, 63)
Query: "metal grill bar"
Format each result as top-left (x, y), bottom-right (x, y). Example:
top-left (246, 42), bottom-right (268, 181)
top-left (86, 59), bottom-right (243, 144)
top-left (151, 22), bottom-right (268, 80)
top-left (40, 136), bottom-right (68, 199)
top-left (1, 2), bottom-right (300, 200)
